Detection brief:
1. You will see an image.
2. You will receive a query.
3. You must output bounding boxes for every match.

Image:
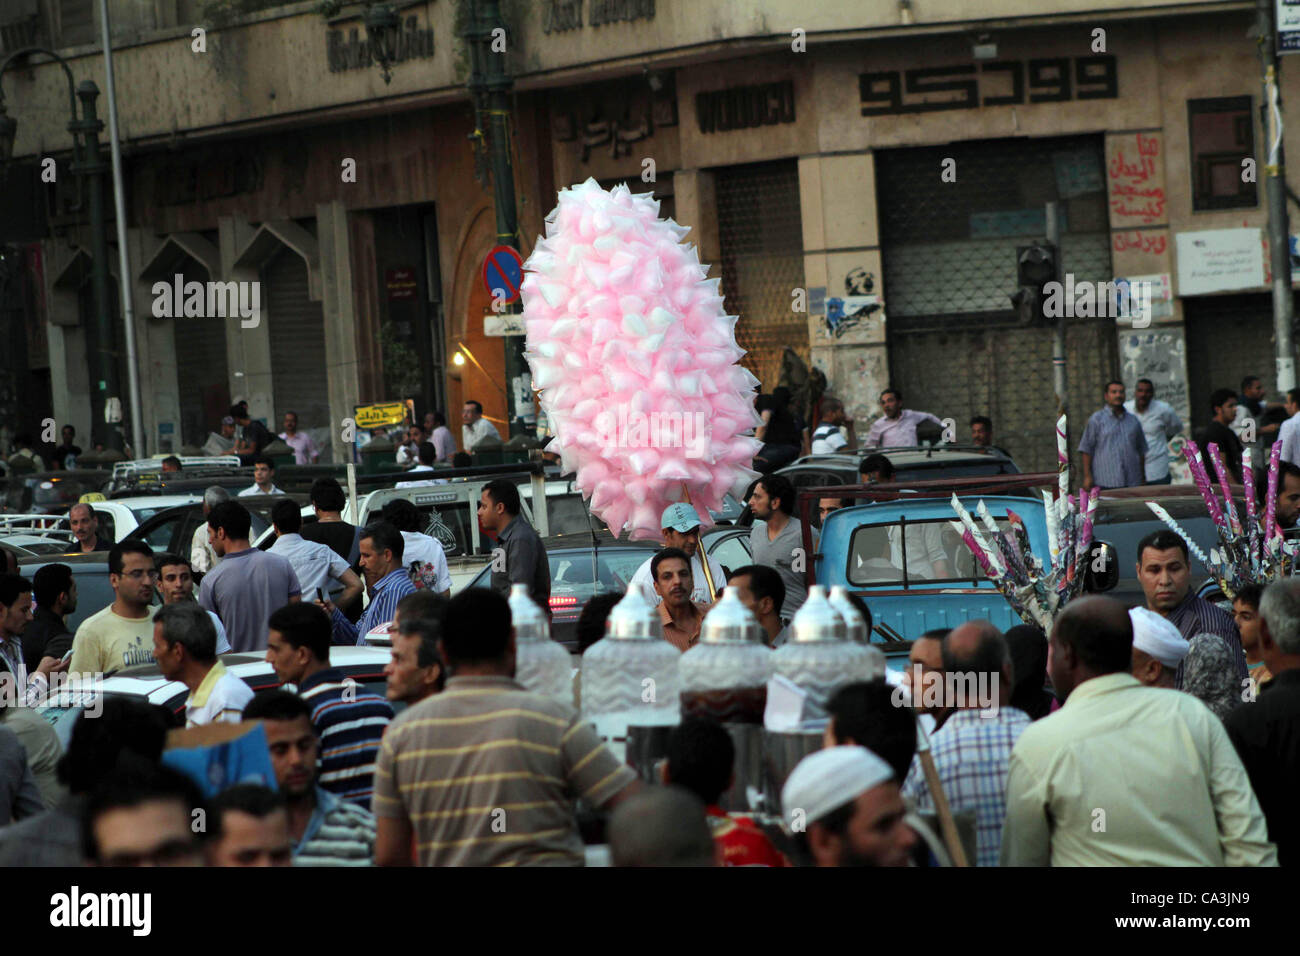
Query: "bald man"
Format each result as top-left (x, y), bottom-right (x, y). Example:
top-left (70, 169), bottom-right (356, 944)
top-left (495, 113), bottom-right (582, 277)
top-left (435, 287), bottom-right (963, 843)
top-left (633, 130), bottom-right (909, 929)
top-left (1001, 597), bottom-right (1276, 866)
top-left (608, 786), bottom-right (720, 867)
top-left (901, 621), bottom-right (1029, 866)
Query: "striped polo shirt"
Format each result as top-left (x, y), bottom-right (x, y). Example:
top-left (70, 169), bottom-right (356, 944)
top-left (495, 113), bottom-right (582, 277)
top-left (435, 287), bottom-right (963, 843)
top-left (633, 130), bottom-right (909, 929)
top-left (299, 668), bottom-right (394, 811)
top-left (293, 786), bottom-right (376, 867)
top-left (373, 675), bottom-right (637, 867)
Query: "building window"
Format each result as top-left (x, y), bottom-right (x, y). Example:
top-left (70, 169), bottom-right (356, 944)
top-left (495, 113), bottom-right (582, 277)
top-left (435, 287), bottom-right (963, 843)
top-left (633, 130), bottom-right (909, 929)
top-left (1188, 96), bottom-right (1257, 211)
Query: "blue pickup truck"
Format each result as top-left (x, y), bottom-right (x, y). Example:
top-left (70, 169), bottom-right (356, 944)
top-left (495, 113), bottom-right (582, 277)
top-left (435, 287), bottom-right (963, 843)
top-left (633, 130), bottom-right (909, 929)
top-left (798, 475), bottom-right (1066, 670)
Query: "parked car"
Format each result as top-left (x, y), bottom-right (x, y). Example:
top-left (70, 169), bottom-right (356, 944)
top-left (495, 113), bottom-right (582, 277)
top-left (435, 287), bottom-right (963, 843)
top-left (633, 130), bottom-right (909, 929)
top-left (1086, 492), bottom-right (1224, 608)
top-left (455, 525), bottom-right (753, 650)
top-left (0, 533), bottom-right (82, 560)
top-left (126, 496), bottom-right (282, 559)
top-left (778, 444), bottom-right (1021, 492)
top-left (0, 471), bottom-right (110, 515)
top-left (86, 494), bottom-right (205, 545)
top-left (811, 479), bottom-right (1056, 671)
top-left (352, 478), bottom-right (744, 593)
top-left (35, 646), bottom-right (393, 749)
top-left (16, 552), bottom-right (120, 633)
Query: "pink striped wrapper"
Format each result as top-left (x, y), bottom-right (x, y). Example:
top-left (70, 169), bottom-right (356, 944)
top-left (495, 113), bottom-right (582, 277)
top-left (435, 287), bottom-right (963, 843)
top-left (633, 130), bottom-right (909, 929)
top-left (1183, 440), bottom-right (1229, 540)
top-left (1266, 441), bottom-right (1282, 546)
top-left (1205, 443), bottom-right (1242, 537)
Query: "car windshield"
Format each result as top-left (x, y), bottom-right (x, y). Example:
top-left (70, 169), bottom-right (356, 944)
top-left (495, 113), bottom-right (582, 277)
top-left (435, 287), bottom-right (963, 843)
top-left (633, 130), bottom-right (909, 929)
top-left (14, 539), bottom-right (74, 555)
top-left (847, 516), bottom-right (1007, 587)
top-left (895, 460), bottom-right (1020, 481)
top-left (471, 548), bottom-right (652, 598)
top-left (1093, 507), bottom-right (1221, 573)
top-left (33, 477), bottom-right (104, 507)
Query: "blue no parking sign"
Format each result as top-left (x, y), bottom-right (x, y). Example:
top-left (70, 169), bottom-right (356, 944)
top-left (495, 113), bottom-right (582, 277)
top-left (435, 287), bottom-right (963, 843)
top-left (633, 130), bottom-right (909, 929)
top-left (482, 245), bottom-right (524, 305)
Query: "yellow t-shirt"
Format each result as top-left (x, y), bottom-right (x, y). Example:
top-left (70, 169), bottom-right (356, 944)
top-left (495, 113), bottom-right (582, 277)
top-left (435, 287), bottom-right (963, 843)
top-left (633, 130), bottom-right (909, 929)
top-left (68, 604), bottom-right (157, 675)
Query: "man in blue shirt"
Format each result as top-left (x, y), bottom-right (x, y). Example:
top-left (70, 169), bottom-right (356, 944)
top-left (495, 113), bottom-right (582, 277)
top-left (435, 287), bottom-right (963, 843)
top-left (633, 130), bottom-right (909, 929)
top-left (321, 521), bottom-right (414, 646)
top-left (1079, 380), bottom-right (1147, 491)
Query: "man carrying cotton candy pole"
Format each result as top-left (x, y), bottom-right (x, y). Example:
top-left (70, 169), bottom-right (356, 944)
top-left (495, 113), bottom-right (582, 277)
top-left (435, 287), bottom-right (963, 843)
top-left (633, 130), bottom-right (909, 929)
top-left (518, 179), bottom-right (762, 547)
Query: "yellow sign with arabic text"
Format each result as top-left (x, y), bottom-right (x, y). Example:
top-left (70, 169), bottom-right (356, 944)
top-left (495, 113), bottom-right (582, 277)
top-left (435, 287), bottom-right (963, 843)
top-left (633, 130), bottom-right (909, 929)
top-left (354, 401), bottom-right (411, 430)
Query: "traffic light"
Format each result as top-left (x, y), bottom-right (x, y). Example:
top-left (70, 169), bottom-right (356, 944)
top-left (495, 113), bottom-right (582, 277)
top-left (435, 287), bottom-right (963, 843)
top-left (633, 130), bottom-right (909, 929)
top-left (1009, 241), bottom-right (1058, 325)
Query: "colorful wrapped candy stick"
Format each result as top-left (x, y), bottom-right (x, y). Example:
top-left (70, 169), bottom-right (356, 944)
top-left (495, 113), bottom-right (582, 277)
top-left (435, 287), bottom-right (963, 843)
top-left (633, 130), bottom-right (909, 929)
top-left (1243, 449), bottom-right (1260, 577)
top-left (950, 522), bottom-right (997, 579)
top-left (1183, 440), bottom-right (1231, 541)
top-left (951, 495), bottom-right (1004, 576)
top-left (976, 500), bottom-right (1023, 578)
top-left (1265, 441), bottom-right (1282, 548)
top-left (1005, 509), bottom-right (1043, 576)
top-left (1205, 443), bottom-right (1243, 538)
top-left (1042, 491), bottom-right (1060, 572)
top-left (1145, 501), bottom-right (1213, 571)
top-left (1055, 413), bottom-right (1069, 505)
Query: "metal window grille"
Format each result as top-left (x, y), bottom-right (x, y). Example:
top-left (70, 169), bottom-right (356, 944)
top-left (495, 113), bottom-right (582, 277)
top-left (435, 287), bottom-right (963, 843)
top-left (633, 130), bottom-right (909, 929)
top-left (715, 159), bottom-right (806, 392)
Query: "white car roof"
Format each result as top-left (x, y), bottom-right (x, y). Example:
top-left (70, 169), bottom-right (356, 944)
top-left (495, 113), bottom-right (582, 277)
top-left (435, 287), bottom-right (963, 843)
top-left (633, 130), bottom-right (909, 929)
top-left (50, 646), bottom-right (392, 707)
top-left (97, 495), bottom-right (205, 511)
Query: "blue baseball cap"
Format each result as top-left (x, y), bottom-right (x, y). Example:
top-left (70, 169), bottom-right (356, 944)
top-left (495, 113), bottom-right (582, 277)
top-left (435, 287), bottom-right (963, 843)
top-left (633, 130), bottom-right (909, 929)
top-left (661, 502), bottom-right (702, 533)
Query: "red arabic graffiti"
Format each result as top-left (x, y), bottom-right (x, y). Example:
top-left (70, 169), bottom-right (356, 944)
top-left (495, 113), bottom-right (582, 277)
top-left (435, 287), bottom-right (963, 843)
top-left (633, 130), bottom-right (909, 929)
top-left (1108, 133), bottom-right (1167, 224)
top-left (1112, 231), bottom-right (1167, 255)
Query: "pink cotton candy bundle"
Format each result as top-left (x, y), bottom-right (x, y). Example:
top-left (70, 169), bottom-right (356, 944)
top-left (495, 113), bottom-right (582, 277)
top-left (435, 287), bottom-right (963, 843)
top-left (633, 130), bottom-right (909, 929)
top-left (520, 179), bottom-right (762, 540)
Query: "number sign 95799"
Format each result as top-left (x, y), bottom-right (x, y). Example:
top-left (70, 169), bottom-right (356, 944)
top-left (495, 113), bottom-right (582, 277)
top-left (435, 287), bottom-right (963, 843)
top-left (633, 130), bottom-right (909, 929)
top-left (859, 55), bottom-right (1118, 116)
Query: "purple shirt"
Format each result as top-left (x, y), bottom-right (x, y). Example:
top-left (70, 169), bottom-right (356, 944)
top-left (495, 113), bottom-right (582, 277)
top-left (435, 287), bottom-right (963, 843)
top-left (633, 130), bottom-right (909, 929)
top-left (864, 409), bottom-right (943, 448)
top-left (431, 425), bottom-right (456, 462)
top-left (279, 431), bottom-right (319, 465)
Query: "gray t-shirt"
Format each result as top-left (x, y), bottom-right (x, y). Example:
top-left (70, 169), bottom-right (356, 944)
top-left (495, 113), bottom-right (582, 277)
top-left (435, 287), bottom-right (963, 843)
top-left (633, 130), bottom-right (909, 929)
top-left (199, 547), bottom-right (302, 652)
top-left (750, 517), bottom-right (819, 620)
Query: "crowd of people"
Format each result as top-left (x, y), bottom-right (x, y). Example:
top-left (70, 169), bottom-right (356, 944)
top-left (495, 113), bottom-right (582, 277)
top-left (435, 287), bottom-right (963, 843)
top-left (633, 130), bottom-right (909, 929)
top-left (0, 469), bottom-right (1295, 867)
top-left (3, 376), bottom-right (1299, 868)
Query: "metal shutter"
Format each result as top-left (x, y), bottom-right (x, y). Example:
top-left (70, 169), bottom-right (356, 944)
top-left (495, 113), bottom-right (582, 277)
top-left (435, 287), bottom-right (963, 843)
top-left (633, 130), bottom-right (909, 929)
top-left (263, 247), bottom-right (330, 432)
top-left (876, 136), bottom-right (1117, 474)
top-left (174, 275), bottom-right (230, 448)
top-left (1184, 292), bottom-right (1298, 433)
top-left (716, 160), bottom-right (805, 392)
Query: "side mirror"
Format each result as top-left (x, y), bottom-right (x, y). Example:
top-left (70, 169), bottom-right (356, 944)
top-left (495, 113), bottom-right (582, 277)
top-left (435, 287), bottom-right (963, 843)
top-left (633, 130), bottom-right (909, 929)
top-left (1083, 540), bottom-right (1119, 593)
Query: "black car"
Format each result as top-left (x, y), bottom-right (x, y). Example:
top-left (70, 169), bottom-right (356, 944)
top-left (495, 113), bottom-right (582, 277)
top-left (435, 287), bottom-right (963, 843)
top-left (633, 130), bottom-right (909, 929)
top-left (778, 444), bottom-right (1021, 492)
top-left (1085, 496), bottom-right (1225, 609)
top-left (125, 497), bottom-right (286, 562)
top-left (16, 552), bottom-right (121, 633)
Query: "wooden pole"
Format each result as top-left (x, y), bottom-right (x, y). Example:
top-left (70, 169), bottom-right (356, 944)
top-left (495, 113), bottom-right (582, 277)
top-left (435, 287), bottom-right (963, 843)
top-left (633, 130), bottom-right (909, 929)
top-left (680, 484), bottom-right (718, 601)
top-left (915, 717), bottom-right (969, 867)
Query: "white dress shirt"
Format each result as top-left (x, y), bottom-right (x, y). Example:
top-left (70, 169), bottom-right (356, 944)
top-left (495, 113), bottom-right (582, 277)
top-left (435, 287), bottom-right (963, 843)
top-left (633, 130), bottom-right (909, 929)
top-left (1123, 398), bottom-right (1183, 481)
top-left (238, 483), bottom-right (285, 496)
top-left (1278, 412), bottom-right (1300, 467)
top-left (462, 417), bottom-right (502, 451)
top-left (396, 464), bottom-right (446, 489)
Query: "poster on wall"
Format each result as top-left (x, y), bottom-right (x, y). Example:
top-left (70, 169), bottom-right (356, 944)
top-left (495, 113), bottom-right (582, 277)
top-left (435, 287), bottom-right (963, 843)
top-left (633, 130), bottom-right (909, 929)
top-left (1175, 228), bottom-right (1265, 296)
top-left (1279, 0), bottom-right (1300, 53)
top-left (1120, 327), bottom-right (1191, 483)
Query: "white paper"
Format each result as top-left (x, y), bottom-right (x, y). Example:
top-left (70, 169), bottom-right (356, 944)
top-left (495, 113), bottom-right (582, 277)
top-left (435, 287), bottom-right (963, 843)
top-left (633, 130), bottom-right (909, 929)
top-left (1176, 228), bottom-right (1265, 296)
top-left (764, 674), bottom-right (808, 732)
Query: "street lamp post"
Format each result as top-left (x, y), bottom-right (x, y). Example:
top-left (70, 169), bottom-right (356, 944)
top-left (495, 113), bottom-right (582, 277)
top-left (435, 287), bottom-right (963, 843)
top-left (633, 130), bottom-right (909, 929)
top-left (461, 0), bottom-right (529, 439)
top-left (0, 48), bottom-right (124, 454)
